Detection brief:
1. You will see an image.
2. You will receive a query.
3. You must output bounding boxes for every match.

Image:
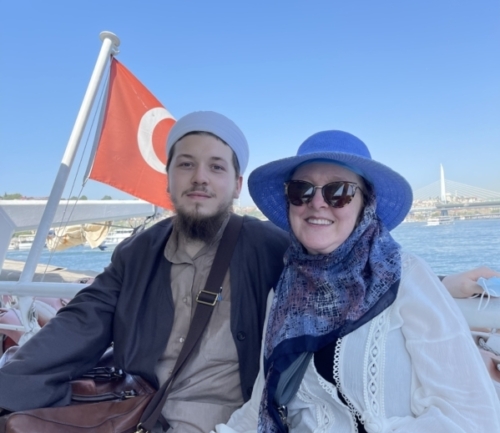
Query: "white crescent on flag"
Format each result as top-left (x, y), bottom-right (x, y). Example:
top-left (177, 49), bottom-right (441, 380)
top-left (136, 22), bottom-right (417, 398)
top-left (138, 107), bottom-right (175, 173)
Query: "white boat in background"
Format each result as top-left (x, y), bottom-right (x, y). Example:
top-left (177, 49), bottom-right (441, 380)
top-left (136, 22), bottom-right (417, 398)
top-left (426, 216), bottom-right (454, 226)
top-left (16, 235), bottom-right (36, 250)
top-left (102, 227), bottom-right (134, 248)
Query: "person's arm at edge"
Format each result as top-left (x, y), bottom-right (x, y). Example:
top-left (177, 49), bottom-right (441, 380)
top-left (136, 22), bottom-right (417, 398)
top-left (440, 267), bottom-right (500, 298)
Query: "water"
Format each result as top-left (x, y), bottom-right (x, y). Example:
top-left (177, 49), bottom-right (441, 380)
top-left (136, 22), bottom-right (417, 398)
top-left (391, 218), bottom-right (500, 275)
top-left (6, 219), bottom-right (500, 276)
top-left (6, 245), bottom-right (114, 275)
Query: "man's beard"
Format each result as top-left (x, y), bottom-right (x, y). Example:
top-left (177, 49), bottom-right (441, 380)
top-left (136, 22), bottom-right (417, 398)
top-left (173, 199), bottom-right (233, 243)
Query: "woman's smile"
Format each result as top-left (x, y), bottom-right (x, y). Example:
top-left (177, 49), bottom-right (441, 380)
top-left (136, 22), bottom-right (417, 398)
top-left (305, 217), bottom-right (333, 226)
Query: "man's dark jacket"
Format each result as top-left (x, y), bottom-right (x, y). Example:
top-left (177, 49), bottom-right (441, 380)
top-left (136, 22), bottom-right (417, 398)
top-left (0, 215), bottom-right (289, 411)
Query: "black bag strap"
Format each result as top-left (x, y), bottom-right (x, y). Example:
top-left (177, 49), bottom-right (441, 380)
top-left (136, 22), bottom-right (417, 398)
top-left (137, 213), bottom-right (243, 433)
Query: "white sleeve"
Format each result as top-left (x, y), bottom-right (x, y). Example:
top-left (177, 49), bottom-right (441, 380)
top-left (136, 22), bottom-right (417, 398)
top-left (388, 252), bottom-right (500, 433)
top-left (212, 291), bottom-right (274, 433)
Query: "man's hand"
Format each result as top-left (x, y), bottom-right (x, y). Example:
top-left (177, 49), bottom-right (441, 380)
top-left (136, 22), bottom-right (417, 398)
top-left (442, 267), bottom-right (500, 298)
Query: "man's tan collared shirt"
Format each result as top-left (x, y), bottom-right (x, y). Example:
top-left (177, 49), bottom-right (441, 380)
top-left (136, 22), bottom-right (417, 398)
top-left (155, 220), bottom-right (244, 432)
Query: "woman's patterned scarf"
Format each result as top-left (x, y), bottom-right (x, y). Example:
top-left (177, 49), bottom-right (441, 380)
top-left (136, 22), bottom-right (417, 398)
top-left (258, 195), bottom-right (402, 432)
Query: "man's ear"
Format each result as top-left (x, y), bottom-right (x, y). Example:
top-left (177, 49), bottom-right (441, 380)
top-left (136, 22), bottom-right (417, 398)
top-left (233, 175), bottom-right (243, 199)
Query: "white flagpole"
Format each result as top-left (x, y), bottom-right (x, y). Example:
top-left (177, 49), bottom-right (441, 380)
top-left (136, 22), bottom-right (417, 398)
top-left (16, 31), bottom-right (120, 340)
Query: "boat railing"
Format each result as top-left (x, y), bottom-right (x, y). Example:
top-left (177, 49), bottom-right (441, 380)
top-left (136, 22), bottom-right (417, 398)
top-left (0, 281), bottom-right (86, 299)
top-left (0, 282), bottom-right (499, 342)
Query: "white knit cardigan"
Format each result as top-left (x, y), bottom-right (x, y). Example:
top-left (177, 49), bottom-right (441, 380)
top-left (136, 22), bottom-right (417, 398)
top-left (214, 252), bottom-right (500, 433)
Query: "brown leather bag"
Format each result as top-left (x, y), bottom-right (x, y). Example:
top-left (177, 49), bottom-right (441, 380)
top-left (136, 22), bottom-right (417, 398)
top-left (2, 362), bottom-right (156, 433)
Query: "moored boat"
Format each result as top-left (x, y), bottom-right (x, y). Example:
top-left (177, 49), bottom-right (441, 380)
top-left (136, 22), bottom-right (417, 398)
top-left (101, 227), bottom-right (134, 248)
top-left (426, 216), bottom-right (454, 226)
top-left (16, 235), bottom-right (35, 250)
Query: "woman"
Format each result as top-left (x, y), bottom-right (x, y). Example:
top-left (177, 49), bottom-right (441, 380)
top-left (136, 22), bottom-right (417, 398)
top-left (215, 130), bottom-right (500, 432)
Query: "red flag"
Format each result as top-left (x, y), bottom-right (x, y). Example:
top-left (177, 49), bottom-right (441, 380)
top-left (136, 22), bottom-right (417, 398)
top-left (89, 59), bottom-right (175, 209)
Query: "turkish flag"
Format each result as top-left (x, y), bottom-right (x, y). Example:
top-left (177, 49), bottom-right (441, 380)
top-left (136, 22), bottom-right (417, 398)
top-left (89, 59), bottom-right (175, 209)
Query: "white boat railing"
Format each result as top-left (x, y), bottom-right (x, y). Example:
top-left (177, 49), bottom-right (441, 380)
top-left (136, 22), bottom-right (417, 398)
top-left (1, 282), bottom-right (499, 337)
top-left (455, 298), bottom-right (500, 329)
top-left (0, 282), bottom-right (87, 299)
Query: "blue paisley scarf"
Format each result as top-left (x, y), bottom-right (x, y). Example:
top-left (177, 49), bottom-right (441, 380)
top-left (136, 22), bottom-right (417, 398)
top-left (258, 194), bottom-right (401, 432)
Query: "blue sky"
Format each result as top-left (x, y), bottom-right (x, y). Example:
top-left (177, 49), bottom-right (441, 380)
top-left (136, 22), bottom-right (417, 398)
top-left (1, 1), bottom-right (499, 206)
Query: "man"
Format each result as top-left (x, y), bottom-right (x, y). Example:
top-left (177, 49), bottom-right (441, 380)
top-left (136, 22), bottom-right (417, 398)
top-left (0, 111), bottom-right (289, 432)
top-left (0, 111), bottom-right (495, 431)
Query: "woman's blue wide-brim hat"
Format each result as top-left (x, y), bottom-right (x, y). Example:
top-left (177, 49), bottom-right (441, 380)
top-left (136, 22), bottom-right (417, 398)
top-left (248, 130), bottom-right (413, 232)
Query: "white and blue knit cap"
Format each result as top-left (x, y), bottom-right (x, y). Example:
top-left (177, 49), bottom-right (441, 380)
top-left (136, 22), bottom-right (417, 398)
top-left (166, 111), bottom-right (249, 174)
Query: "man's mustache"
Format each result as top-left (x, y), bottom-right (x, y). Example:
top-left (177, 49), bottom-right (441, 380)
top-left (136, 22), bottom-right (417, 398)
top-left (182, 186), bottom-right (216, 197)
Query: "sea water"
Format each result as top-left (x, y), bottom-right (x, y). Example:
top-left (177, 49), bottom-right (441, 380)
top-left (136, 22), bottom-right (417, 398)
top-left (6, 218), bottom-right (500, 276)
top-left (392, 218), bottom-right (500, 275)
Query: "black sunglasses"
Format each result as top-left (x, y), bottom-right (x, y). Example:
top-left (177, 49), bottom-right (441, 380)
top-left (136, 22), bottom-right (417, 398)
top-left (284, 180), bottom-right (364, 208)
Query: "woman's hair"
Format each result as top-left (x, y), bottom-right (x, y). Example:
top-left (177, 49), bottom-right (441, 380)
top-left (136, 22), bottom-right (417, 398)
top-left (356, 179), bottom-right (374, 226)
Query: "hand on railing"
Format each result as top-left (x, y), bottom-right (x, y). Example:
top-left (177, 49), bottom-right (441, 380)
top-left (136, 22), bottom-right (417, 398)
top-left (442, 267), bottom-right (500, 298)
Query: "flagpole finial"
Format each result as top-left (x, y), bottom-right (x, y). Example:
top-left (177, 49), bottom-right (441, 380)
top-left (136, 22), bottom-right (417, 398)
top-left (100, 31), bottom-right (120, 50)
